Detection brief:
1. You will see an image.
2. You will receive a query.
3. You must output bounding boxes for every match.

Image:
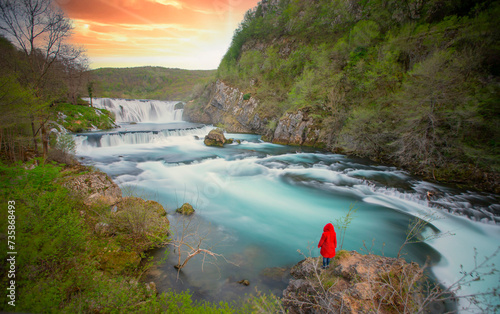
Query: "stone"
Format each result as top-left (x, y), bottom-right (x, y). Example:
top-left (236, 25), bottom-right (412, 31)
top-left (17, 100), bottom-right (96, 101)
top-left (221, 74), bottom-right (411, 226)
top-left (204, 128), bottom-right (227, 147)
top-left (238, 279), bottom-right (250, 286)
top-left (145, 281), bottom-right (157, 295)
top-left (95, 222), bottom-right (111, 236)
top-left (176, 203), bottom-right (195, 215)
top-left (183, 80), bottom-right (264, 134)
top-left (116, 197), bottom-right (167, 217)
top-left (283, 251), bottom-right (424, 313)
top-left (64, 170), bottom-right (122, 206)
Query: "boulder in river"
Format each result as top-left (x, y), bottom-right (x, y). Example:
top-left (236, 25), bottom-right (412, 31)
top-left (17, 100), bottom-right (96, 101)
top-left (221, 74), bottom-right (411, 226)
top-left (176, 203), bottom-right (195, 215)
top-left (204, 128), bottom-right (227, 147)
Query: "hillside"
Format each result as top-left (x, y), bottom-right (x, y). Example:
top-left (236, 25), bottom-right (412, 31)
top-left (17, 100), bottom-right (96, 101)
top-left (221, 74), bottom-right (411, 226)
top-left (90, 66), bottom-right (215, 101)
top-left (185, 0), bottom-right (500, 192)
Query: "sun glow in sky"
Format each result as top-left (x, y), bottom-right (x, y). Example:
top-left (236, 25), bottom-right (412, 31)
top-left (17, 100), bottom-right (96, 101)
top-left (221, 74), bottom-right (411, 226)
top-left (57, 0), bottom-right (260, 70)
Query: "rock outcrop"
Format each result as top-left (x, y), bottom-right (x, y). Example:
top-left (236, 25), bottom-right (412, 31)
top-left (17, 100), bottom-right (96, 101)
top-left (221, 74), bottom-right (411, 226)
top-left (184, 80), bottom-right (325, 147)
top-left (204, 128), bottom-right (228, 147)
top-left (184, 80), bottom-right (267, 134)
top-left (64, 169), bottom-right (122, 206)
top-left (283, 251), bottom-right (424, 314)
top-left (273, 109), bottom-right (322, 146)
top-left (176, 202), bottom-right (195, 215)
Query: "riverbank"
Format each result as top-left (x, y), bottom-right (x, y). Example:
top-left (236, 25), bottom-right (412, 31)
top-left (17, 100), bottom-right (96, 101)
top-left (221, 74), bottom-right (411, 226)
top-left (0, 159), bottom-right (257, 312)
top-left (184, 80), bottom-right (499, 194)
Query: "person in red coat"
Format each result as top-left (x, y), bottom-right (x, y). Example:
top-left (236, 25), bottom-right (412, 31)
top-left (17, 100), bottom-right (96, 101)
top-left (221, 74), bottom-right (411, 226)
top-left (318, 223), bottom-right (337, 269)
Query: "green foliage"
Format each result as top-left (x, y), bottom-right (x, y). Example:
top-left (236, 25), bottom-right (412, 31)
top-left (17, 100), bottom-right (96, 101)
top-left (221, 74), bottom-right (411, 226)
top-left (333, 204), bottom-right (358, 251)
top-left (0, 161), bottom-right (272, 313)
top-left (214, 0), bottom-right (500, 187)
top-left (55, 133), bottom-right (76, 154)
top-left (91, 66), bottom-right (216, 101)
top-left (54, 102), bottom-right (115, 132)
top-left (243, 93), bottom-right (251, 100)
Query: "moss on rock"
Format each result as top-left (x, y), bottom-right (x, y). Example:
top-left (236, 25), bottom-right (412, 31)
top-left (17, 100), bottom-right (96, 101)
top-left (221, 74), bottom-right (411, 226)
top-left (176, 203), bottom-right (195, 215)
top-left (99, 251), bottom-right (141, 274)
top-left (204, 128), bottom-right (227, 147)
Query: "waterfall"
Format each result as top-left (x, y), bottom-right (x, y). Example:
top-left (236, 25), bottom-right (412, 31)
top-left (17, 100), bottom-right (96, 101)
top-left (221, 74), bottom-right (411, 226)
top-left (87, 98), bottom-right (183, 123)
top-left (75, 125), bottom-right (213, 151)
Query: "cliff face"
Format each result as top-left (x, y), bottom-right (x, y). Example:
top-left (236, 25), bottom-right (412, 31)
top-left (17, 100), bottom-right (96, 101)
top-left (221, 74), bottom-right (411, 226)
top-left (183, 80), bottom-right (325, 147)
top-left (184, 80), bottom-right (265, 133)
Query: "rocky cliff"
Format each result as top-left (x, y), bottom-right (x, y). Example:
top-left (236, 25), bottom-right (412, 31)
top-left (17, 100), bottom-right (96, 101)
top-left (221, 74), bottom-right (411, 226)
top-left (183, 80), bottom-right (265, 133)
top-left (183, 80), bottom-right (325, 147)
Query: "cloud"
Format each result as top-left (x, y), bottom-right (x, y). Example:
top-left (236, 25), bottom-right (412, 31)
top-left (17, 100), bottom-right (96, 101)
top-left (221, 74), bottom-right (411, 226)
top-left (58, 0), bottom-right (260, 69)
top-left (148, 0), bottom-right (183, 9)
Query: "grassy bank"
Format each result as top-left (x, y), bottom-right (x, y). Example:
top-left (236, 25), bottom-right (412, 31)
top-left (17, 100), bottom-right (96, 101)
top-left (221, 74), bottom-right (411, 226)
top-left (0, 160), bottom-right (276, 313)
top-left (53, 102), bottom-right (116, 133)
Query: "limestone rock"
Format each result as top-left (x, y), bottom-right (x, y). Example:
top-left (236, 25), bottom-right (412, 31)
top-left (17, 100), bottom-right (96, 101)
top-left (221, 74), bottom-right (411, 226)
top-left (116, 197), bottom-right (167, 217)
top-left (176, 203), bottom-right (195, 215)
top-left (183, 80), bottom-right (266, 134)
top-left (283, 251), bottom-right (424, 313)
top-left (64, 170), bottom-right (122, 206)
top-left (290, 257), bottom-right (321, 279)
top-left (204, 128), bottom-right (227, 147)
top-left (183, 80), bottom-right (325, 147)
top-left (272, 109), bottom-right (321, 146)
top-left (112, 197), bottom-right (170, 252)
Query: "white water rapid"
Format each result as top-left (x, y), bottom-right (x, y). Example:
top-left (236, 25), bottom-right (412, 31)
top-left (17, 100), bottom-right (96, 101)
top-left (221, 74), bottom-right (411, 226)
top-left (88, 98), bottom-right (183, 123)
top-left (75, 98), bottom-right (500, 312)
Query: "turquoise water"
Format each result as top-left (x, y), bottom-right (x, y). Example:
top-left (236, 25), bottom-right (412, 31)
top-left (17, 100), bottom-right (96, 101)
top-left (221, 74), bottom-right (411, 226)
top-left (75, 99), bottom-right (500, 309)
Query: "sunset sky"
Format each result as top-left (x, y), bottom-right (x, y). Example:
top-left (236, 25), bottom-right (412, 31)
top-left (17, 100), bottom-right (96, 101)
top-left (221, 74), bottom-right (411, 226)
top-left (57, 0), bottom-right (260, 70)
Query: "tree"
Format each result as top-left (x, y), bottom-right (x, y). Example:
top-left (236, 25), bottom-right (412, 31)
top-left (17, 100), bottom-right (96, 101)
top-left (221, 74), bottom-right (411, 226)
top-left (87, 81), bottom-right (94, 107)
top-left (169, 210), bottom-right (228, 274)
top-left (0, 0), bottom-right (85, 157)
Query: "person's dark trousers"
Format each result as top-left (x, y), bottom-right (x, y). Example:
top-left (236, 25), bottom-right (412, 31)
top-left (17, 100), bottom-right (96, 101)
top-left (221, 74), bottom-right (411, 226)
top-left (322, 257), bottom-right (330, 269)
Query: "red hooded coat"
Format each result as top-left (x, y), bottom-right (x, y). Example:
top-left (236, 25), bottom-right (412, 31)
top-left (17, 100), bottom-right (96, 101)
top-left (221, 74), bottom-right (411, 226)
top-left (318, 223), bottom-right (337, 258)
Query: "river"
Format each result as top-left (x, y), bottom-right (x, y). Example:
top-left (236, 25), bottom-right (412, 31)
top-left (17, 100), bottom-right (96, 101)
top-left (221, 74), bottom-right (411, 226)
top-left (75, 98), bottom-right (500, 311)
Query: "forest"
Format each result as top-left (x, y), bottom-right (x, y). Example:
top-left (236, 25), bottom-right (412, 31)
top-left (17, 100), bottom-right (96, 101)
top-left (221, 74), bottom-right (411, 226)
top-left (215, 0), bottom-right (500, 191)
top-left (90, 67), bottom-right (215, 101)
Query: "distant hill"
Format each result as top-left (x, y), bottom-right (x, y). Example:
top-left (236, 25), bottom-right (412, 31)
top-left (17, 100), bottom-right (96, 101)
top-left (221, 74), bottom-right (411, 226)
top-left (89, 66), bottom-right (215, 101)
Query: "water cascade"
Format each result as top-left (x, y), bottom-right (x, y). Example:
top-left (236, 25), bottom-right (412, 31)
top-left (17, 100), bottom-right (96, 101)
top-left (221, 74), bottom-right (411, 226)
top-left (75, 98), bottom-right (500, 311)
top-left (89, 98), bottom-right (183, 123)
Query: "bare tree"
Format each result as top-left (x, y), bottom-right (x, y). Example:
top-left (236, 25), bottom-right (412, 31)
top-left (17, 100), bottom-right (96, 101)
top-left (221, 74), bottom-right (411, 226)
top-left (0, 0), bottom-right (85, 157)
top-left (169, 213), bottom-right (229, 274)
top-left (397, 214), bottom-right (453, 259)
top-left (62, 49), bottom-right (89, 105)
top-left (333, 203), bottom-right (357, 251)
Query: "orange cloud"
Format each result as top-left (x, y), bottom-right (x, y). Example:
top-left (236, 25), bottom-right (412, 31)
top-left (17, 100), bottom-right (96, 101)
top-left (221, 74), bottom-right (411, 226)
top-left (57, 0), bottom-right (260, 69)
